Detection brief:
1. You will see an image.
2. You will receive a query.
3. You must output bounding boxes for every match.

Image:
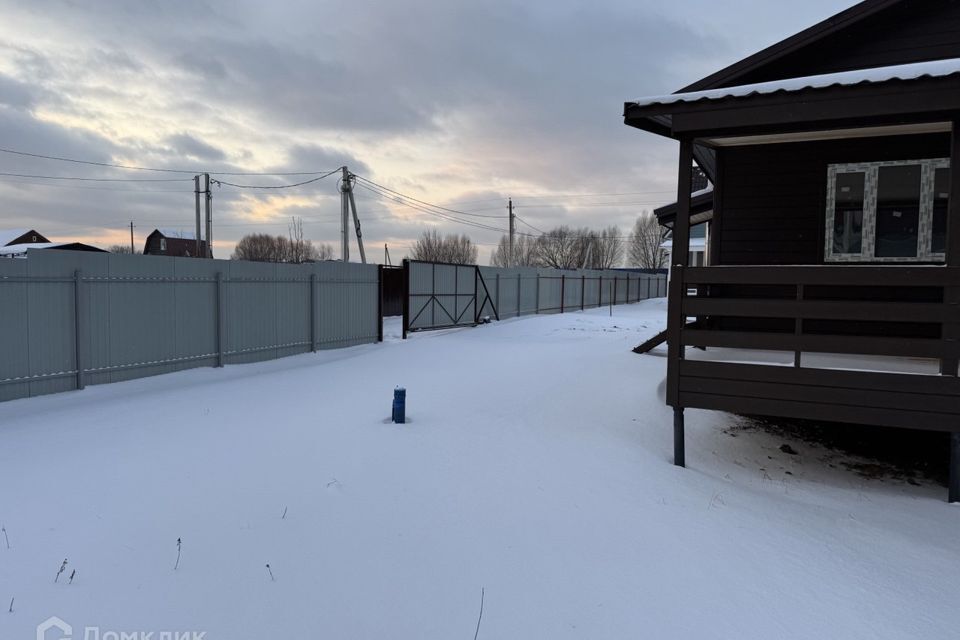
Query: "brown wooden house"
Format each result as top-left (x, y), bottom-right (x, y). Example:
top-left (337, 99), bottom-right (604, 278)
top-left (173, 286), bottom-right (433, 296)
top-left (0, 229), bottom-right (50, 247)
top-left (623, 0), bottom-right (960, 500)
top-left (143, 229), bottom-right (208, 258)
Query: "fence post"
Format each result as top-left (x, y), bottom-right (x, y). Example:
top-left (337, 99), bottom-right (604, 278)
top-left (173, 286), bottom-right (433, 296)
top-left (402, 260), bottom-right (410, 339)
top-left (216, 271), bottom-right (225, 367)
top-left (581, 275), bottom-right (585, 311)
top-left (311, 272), bottom-right (318, 351)
top-left (535, 272), bottom-right (540, 314)
top-left (598, 275), bottom-right (602, 307)
top-left (517, 273), bottom-right (521, 317)
top-left (73, 269), bottom-right (85, 390)
top-left (495, 273), bottom-right (500, 317)
top-left (647, 276), bottom-right (652, 300)
top-left (613, 276), bottom-right (618, 305)
top-left (376, 266), bottom-right (383, 343)
top-left (560, 275), bottom-right (565, 313)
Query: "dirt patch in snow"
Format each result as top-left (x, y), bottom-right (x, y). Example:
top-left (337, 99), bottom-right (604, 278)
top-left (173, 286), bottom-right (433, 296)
top-left (724, 416), bottom-right (949, 487)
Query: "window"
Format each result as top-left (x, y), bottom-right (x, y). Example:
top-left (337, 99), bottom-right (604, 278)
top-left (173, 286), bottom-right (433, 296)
top-left (160, 238), bottom-right (167, 252)
top-left (825, 159), bottom-right (950, 262)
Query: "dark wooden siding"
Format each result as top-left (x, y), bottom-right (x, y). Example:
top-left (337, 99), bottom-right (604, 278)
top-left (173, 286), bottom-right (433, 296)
top-left (716, 133), bottom-right (951, 266)
top-left (727, 0), bottom-right (960, 86)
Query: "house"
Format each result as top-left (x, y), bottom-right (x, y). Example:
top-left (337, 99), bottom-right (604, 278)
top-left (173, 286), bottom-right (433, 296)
top-left (143, 229), bottom-right (208, 258)
top-left (0, 229), bottom-right (50, 247)
top-left (656, 187), bottom-right (714, 272)
top-left (0, 228), bottom-right (106, 258)
top-left (623, 0), bottom-right (960, 500)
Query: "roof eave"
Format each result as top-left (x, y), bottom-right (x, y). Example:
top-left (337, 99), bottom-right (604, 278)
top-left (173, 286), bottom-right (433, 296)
top-left (679, 0), bottom-right (904, 92)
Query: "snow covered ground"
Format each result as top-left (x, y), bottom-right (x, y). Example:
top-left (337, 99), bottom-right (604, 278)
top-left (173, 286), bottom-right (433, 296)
top-left (1, 300), bottom-right (957, 639)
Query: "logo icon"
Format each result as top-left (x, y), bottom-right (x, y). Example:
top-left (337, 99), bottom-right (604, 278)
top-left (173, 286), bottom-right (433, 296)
top-left (37, 616), bottom-right (72, 640)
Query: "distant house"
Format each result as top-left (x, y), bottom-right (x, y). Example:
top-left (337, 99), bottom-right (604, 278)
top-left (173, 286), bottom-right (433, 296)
top-left (0, 228), bottom-right (105, 258)
top-left (0, 229), bottom-right (50, 247)
top-left (143, 229), bottom-right (208, 258)
top-left (655, 186), bottom-right (714, 272)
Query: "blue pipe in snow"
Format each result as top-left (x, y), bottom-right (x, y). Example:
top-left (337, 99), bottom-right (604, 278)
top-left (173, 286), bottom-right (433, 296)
top-left (392, 387), bottom-right (406, 424)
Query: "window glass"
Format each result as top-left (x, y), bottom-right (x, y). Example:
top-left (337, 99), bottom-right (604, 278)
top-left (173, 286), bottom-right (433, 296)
top-left (932, 167), bottom-right (950, 254)
top-left (875, 164), bottom-right (921, 258)
top-left (833, 172), bottom-right (864, 254)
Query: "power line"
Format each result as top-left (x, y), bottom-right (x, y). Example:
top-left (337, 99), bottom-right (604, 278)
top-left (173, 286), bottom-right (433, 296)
top-left (0, 145), bottom-right (340, 176)
top-left (210, 168), bottom-right (342, 189)
top-left (514, 215), bottom-right (546, 234)
top-left (353, 175), bottom-right (508, 219)
top-left (0, 171), bottom-right (190, 182)
top-left (0, 178), bottom-right (193, 193)
top-left (353, 182), bottom-right (510, 234)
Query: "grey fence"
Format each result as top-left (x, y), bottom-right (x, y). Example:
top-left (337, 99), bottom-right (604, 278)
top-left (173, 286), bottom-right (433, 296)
top-left (403, 260), bottom-right (666, 335)
top-left (0, 250), bottom-right (380, 402)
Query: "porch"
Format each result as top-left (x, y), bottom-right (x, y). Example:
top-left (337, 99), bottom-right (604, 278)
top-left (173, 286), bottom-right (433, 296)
top-left (624, 58), bottom-right (960, 500)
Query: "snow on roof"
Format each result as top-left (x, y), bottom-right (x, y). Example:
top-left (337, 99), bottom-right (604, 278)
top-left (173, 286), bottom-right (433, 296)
top-left (0, 228), bottom-right (33, 247)
top-left (157, 228), bottom-right (197, 240)
top-left (691, 185), bottom-right (713, 199)
top-left (661, 238), bottom-right (707, 250)
top-left (631, 58), bottom-right (960, 108)
top-left (0, 242), bottom-right (69, 256)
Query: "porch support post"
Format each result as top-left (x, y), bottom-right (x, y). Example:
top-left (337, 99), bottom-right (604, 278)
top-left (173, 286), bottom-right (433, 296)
top-left (950, 432), bottom-right (960, 504)
top-left (942, 118), bottom-right (960, 377)
top-left (947, 119), bottom-right (960, 503)
top-left (668, 137), bottom-right (694, 467)
top-left (673, 408), bottom-right (685, 468)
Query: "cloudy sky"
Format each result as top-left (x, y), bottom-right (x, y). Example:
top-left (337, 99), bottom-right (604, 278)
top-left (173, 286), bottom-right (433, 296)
top-left (0, 0), bottom-right (851, 262)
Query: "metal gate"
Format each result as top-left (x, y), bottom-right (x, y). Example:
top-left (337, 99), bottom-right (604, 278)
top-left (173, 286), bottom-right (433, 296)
top-left (402, 260), bottom-right (498, 337)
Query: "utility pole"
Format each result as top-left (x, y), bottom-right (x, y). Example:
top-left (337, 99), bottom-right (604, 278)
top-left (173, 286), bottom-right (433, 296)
top-left (129, 221), bottom-right (135, 254)
top-left (384, 243), bottom-right (392, 266)
top-left (204, 173), bottom-right (213, 258)
top-left (346, 174), bottom-right (366, 264)
top-left (340, 166), bottom-right (350, 262)
top-left (508, 198), bottom-right (515, 267)
top-left (194, 175), bottom-right (202, 258)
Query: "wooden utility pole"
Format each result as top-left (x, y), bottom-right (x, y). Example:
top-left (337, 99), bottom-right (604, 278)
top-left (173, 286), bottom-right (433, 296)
top-left (508, 198), bottom-right (515, 267)
top-left (194, 175), bottom-right (202, 258)
top-left (346, 173), bottom-right (366, 264)
top-left (204, 173), bottom-right (213, 258)
top-left (129, 221), bottom-right (135, 253)
top-left (341, 166), bottom-right (350, 262)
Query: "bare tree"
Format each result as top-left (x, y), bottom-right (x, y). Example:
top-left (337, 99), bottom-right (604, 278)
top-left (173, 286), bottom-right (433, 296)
top-left (233, 234), bottom-right (277, 261)
top-left (627, 211), bottom-right (669, 269)
top-left (315, 243), bottom-right (335, 261)
top-left (232, 225), bottom-right (335, 263)
top-left (534, 226), bottom-right (595, 269)
top-left (490, 234), bottom-right (538, 267)
top-left (587, 226), bottom-right (624, 269)
top-left (411, 229), bottom-right (478, 264)
top-left (108, 244), bottom-right (140, 254)
top-left (287, 217), bottom-right (323, 263)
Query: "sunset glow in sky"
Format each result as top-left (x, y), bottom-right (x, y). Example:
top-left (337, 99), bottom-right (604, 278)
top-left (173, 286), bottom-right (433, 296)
top-left (0, 0), bottom-right (853, 261)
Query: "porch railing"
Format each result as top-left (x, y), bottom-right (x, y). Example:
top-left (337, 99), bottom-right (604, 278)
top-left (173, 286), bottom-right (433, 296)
top-left (668, 265), bottom-right (960, 431)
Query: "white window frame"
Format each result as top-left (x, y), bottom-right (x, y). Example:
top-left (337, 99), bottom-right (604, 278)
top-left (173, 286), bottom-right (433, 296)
top-left (824, 158), bottom-right (949, 263)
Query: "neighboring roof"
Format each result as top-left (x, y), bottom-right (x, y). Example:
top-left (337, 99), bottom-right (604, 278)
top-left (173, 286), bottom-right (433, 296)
top-left (0, 242), bottom-right (107, 257)
top-left (631, 58), bottom-right (960, 109)
top-left (154, 228), bottom-right (198, 240)
top-left (661, 237), bottom-right (707, 250)
top-left (654, 186), bottom-right (714, 228)
top-left (0, 228), bottom-right (35, 247)
top-left (679, 0), bottom-right (903, 92)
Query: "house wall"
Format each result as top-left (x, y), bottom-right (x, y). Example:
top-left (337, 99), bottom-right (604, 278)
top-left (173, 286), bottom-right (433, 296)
top-left (726, 0), bottom-right (960, 87)
top-left (715, 133), bottom-right (952, 266)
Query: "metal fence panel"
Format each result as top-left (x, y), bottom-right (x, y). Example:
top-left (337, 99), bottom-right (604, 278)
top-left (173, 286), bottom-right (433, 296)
top-left (0, 250), bottom-right (380, 403)
top-left (408, 261), bottom-right (666, 334)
